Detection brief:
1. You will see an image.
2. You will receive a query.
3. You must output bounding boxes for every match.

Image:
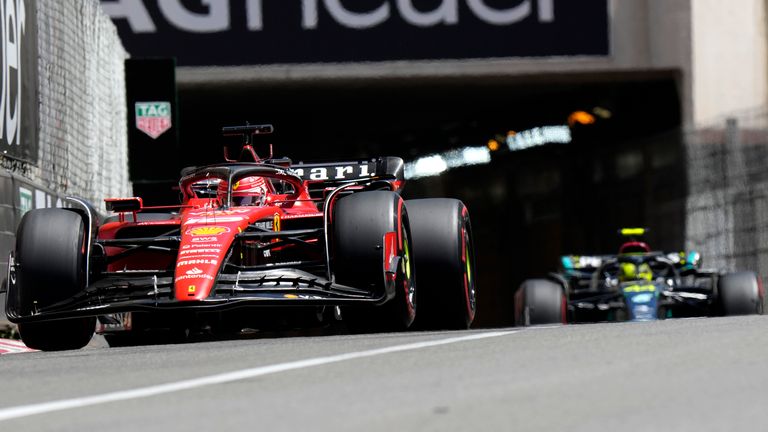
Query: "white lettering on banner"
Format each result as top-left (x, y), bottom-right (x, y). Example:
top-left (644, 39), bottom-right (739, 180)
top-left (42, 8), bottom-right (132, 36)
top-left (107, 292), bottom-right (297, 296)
top-left (0, 0), bottom-right (25, 146)
top-left (101, 0), bottom-right (157, 33)
top-left (397, 0), bottom-right (457, 27)
top-left (157, 0), bottom-right (228, 33)
top-left (246, 0), bottom-right (263, 30)
top-left (466, 0), bottom-right (529, 25)
top-left (305, 0), bottom-right (390, 30)
top-left (104, 0), bottom-right (556, 33)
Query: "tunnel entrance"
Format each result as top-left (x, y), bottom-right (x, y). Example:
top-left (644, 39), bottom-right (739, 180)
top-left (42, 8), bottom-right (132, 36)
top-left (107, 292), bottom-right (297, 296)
top-left (134, 72), bottom-right (684, 326)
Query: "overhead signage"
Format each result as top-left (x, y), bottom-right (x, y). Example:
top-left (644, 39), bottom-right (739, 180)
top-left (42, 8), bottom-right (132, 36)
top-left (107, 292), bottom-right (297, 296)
top-left (101, 0), bottom-right (609, 66)
top-left (0, 0), bottom-right (38, 162)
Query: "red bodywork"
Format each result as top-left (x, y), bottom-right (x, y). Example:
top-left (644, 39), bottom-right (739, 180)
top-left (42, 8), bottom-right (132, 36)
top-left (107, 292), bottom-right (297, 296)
top-left (99, 180), bottom-right (322, 302)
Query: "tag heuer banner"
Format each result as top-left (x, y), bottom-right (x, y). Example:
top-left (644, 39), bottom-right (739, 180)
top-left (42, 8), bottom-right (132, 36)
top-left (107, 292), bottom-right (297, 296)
top-left (102, 0), bottom-right (609, 66)
top-left (135, 102), bottom-right (172, 139)
top-left (0, 0), bottom-right (38, 162)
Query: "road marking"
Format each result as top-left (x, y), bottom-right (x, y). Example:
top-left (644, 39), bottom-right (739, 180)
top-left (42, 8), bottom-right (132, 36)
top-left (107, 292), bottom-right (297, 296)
top-left (0, 330), bottom-right (517, 422)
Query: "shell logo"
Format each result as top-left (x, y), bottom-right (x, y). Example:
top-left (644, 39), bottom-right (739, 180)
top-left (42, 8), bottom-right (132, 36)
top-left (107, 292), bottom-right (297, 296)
top-left (186, 226), bottom-right (230, 236)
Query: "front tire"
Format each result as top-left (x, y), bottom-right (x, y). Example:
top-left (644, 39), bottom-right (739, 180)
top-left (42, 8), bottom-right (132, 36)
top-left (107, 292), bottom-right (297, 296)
top-left (407, 198), bottom-right (476, 330)
top-left (334, 191), bottom-right (416, 332)
top-left (719, 271), bottom-right (764, 316)
top-left (514, 279), bottom-right (566, 326)
top-left (14, 209), bottom-right (95, 350)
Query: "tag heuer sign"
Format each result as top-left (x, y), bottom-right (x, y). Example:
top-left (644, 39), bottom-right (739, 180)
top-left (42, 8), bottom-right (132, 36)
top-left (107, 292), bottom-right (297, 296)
top-left (135, 101), bottom-right (171, 139)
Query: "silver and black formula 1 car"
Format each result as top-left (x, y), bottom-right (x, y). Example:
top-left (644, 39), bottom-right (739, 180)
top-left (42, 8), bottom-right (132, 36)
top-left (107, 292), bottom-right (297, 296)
top-left (515, 228), bottom-right (764, 325)
top-left (4, 124), bottom-right (476, 350)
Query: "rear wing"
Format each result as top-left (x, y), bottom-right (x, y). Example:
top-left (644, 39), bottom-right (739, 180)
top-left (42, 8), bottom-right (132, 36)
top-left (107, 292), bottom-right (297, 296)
top-left (291, 157), bottom-right (404, 194)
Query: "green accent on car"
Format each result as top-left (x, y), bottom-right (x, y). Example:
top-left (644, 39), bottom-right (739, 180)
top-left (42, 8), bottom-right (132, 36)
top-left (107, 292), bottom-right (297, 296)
top-left (403, 236), bottom-right (411, 280)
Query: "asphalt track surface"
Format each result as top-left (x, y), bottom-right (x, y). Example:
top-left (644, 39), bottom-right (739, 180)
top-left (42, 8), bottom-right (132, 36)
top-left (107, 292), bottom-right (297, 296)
top-left (0, 316), bottom-right (766, 431)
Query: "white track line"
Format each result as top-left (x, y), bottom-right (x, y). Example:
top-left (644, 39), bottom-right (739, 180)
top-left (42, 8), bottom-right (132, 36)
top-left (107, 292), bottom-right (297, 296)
top-left (0, 330), bottom-right (517, 422)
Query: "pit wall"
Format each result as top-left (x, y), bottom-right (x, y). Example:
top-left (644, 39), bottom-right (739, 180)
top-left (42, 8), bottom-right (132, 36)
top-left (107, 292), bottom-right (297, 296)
top-left (685, 108), bottom-right (768, 278)
top-left (0, 0), bottom-right (129, 323)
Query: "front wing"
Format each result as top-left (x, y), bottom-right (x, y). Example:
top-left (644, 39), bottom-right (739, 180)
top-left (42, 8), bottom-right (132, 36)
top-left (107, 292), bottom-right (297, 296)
top-left (6, 266), bottom-right (398, 323)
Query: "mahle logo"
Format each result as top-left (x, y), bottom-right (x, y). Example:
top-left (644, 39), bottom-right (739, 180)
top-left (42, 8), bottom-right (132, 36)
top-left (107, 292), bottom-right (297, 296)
top-left (135, 101), bottom-right (171, 139)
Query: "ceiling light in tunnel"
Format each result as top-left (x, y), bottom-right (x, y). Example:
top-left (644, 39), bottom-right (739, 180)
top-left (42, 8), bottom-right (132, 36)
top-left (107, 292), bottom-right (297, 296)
top-left (405, 155), bottom-right (448, 179)
top-left (507, 125), bottom-right (571, 151)
top-left (568, 111), bottom-right (596, 127)
top-left (404, 146), bottom-right (491, 180)
top-left (592, 106), bottom-right (612, 119)
top-left (458, 146), bottom-right (492, 165)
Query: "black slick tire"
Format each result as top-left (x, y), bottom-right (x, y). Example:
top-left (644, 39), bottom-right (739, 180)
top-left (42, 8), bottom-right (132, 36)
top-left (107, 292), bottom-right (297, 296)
top-left (719, 271), bottom-right (764, 316)
top-left (15, 209), bottom-right (95, 350)
top-left (334, 191), bottom-right (416, 332)
top-left (406, 198), bottom-right (476, 330)
top-left (514, 279), bottom-right (566, 326)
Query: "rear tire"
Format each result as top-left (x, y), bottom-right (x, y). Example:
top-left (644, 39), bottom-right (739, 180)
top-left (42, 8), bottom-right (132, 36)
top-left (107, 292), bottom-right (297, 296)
top-left (407, 199), bottom-right (476, 330)
top-left (334, 191), bottom-right (416, 332)
top-left (514, 279), bottom-right (566, 326)
top-left (719, 271), bottom-right (764, 316)
top-left (15, 209), bottom-right (95, 350)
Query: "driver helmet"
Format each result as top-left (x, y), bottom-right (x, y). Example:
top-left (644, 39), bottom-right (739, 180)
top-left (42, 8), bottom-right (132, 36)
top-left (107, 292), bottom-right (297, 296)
top-left (619, 262), bottom-right (653, 282)
top-left (217, 176), bottom-right (268, 206)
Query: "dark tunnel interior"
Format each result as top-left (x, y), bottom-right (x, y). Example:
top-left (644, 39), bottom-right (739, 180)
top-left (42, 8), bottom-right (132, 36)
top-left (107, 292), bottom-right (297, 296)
top-left (131, 73), bottom-right (684, 326)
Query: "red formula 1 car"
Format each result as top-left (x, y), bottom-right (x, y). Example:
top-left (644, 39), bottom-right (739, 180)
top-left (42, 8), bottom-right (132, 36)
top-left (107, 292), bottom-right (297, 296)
top-left (5, 124), bottom-right (476, 350)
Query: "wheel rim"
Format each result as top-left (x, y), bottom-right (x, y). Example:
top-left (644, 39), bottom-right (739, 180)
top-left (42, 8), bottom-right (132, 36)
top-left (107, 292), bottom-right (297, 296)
top-left (462, 226), bottom-right (476, 318)
top-left (402, 234), bottom-right (415, 311)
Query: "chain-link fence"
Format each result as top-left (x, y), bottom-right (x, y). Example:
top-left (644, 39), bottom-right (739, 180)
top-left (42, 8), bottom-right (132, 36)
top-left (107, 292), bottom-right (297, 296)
top-left (33, 0), bottom-right (131, 207)
top-left (685, 107), bottom-right (768, 277)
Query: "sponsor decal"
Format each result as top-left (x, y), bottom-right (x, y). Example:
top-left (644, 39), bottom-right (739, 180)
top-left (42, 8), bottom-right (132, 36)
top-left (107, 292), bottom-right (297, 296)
top-left (105, 0), bottom-right (608, 67)
top-left (273, 213), bottom-right (281, 232)
top-left (135, 101), bottom-right (172, 139)
top-left (175, 274), bottom-right (214, 282)
top-left (179, 248), bottom-right (221, 255)
top-left (629, 293), bottom-right (654, 304)
top-left (188, 285), bottom-right (196, 294)
top-left (281, 212), bottom-right (323, 220)
top-left (253, 220), bottom-right (273, 231)
top-left (187, 226), bottom-right (229, 236)
top-left (292, 164), bottom-right (374, 181)
top-left (623, 284), bottom-right (657, 293)
top-left (190, 238), bottom-right (222, 245)
top-left (178, 259), bottom-right (218, 267)
top-left (185, 267), bottom-right (203, 275)
top-left (0, 0), bottom-right (38, 163)
top-left (188, 208), bottom-right (251, 216)
top-left (185, 216), bottom-right (245, 224)
top-left (182, 243), bottom-right (223, 249)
